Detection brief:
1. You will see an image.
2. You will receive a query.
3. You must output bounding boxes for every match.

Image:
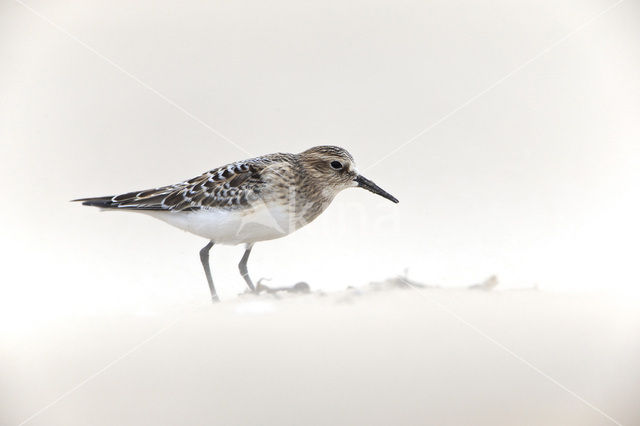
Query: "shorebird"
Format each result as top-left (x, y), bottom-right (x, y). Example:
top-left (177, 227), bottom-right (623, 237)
top-left (74, 146), bottom-right (398, 301)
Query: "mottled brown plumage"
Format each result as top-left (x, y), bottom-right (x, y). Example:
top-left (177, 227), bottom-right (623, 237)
top-left (74, 146), bottom-right (398, 301)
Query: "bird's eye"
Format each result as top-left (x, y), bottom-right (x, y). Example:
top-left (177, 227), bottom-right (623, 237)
top-left (330, 161), bottom-right (343, 170)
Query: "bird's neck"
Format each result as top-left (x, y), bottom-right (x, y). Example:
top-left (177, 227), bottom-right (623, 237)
top-left (294, 179), bottom-right (335, 225)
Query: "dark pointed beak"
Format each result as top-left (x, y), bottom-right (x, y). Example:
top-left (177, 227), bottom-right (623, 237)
top-left (354, 175), bottom-right (399, 203)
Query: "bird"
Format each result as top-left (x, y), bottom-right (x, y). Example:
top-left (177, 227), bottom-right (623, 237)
top-left (74, 145), bottom-right (398, 302)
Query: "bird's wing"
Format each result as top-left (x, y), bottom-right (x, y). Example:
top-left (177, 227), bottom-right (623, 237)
top-left (74, 160), bottom-right (269, 211)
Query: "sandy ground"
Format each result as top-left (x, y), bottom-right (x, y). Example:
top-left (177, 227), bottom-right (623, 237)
top-left (2, 282), bottom-right (639, 426)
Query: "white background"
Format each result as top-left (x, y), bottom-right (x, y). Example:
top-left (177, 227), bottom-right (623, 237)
top-left (2, 2), bottom-right (640, 425)
top-left (1, 0), bottom-right (639, 310)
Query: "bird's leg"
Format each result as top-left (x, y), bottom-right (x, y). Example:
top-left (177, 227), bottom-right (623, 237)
top-left (199, 241), bottom-right (218, 303)
top-left (238, 243), bottom-right (256, 292)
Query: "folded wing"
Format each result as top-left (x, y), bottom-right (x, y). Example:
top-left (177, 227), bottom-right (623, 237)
top-left (73, 160), bottom-right (267, 212)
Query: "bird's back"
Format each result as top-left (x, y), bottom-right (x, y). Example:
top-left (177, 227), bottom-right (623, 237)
top-left (74, 153), bottom-right (316, 244)
top-left (74, 153), bottom-right (297, 212)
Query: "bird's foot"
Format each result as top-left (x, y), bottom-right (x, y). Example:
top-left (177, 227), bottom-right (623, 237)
top-left (256, 278), bottom-right (272, 294)
top-left (238, 278), bottom-right (266, 297)
top-left (255, 278), bottom-right (311, 295)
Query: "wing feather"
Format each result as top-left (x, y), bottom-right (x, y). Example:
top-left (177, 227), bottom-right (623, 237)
top-left (74, 159), bottom-right (271, 211)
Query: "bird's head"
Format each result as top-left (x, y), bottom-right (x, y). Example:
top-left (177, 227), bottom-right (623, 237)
top-left (298, 146), bottom-right (399, 203)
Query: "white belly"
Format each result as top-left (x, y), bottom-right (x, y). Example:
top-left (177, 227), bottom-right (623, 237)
top-left (144, 204), bottom-right (298, 245)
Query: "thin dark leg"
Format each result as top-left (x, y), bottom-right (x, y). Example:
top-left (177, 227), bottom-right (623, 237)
top-left (238, 243), bottom-right (256, 292)
top-left (199, 241), bottom-right (218, 302)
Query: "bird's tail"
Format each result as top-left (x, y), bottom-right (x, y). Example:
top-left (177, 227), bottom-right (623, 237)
top-left (71, 189), bottom-right (175, 210)
top-left (71, 196), bottom-right (118, 208)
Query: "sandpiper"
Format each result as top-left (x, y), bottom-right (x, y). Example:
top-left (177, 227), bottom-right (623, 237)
top-left (74, 146), bottom-right (398, 301)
